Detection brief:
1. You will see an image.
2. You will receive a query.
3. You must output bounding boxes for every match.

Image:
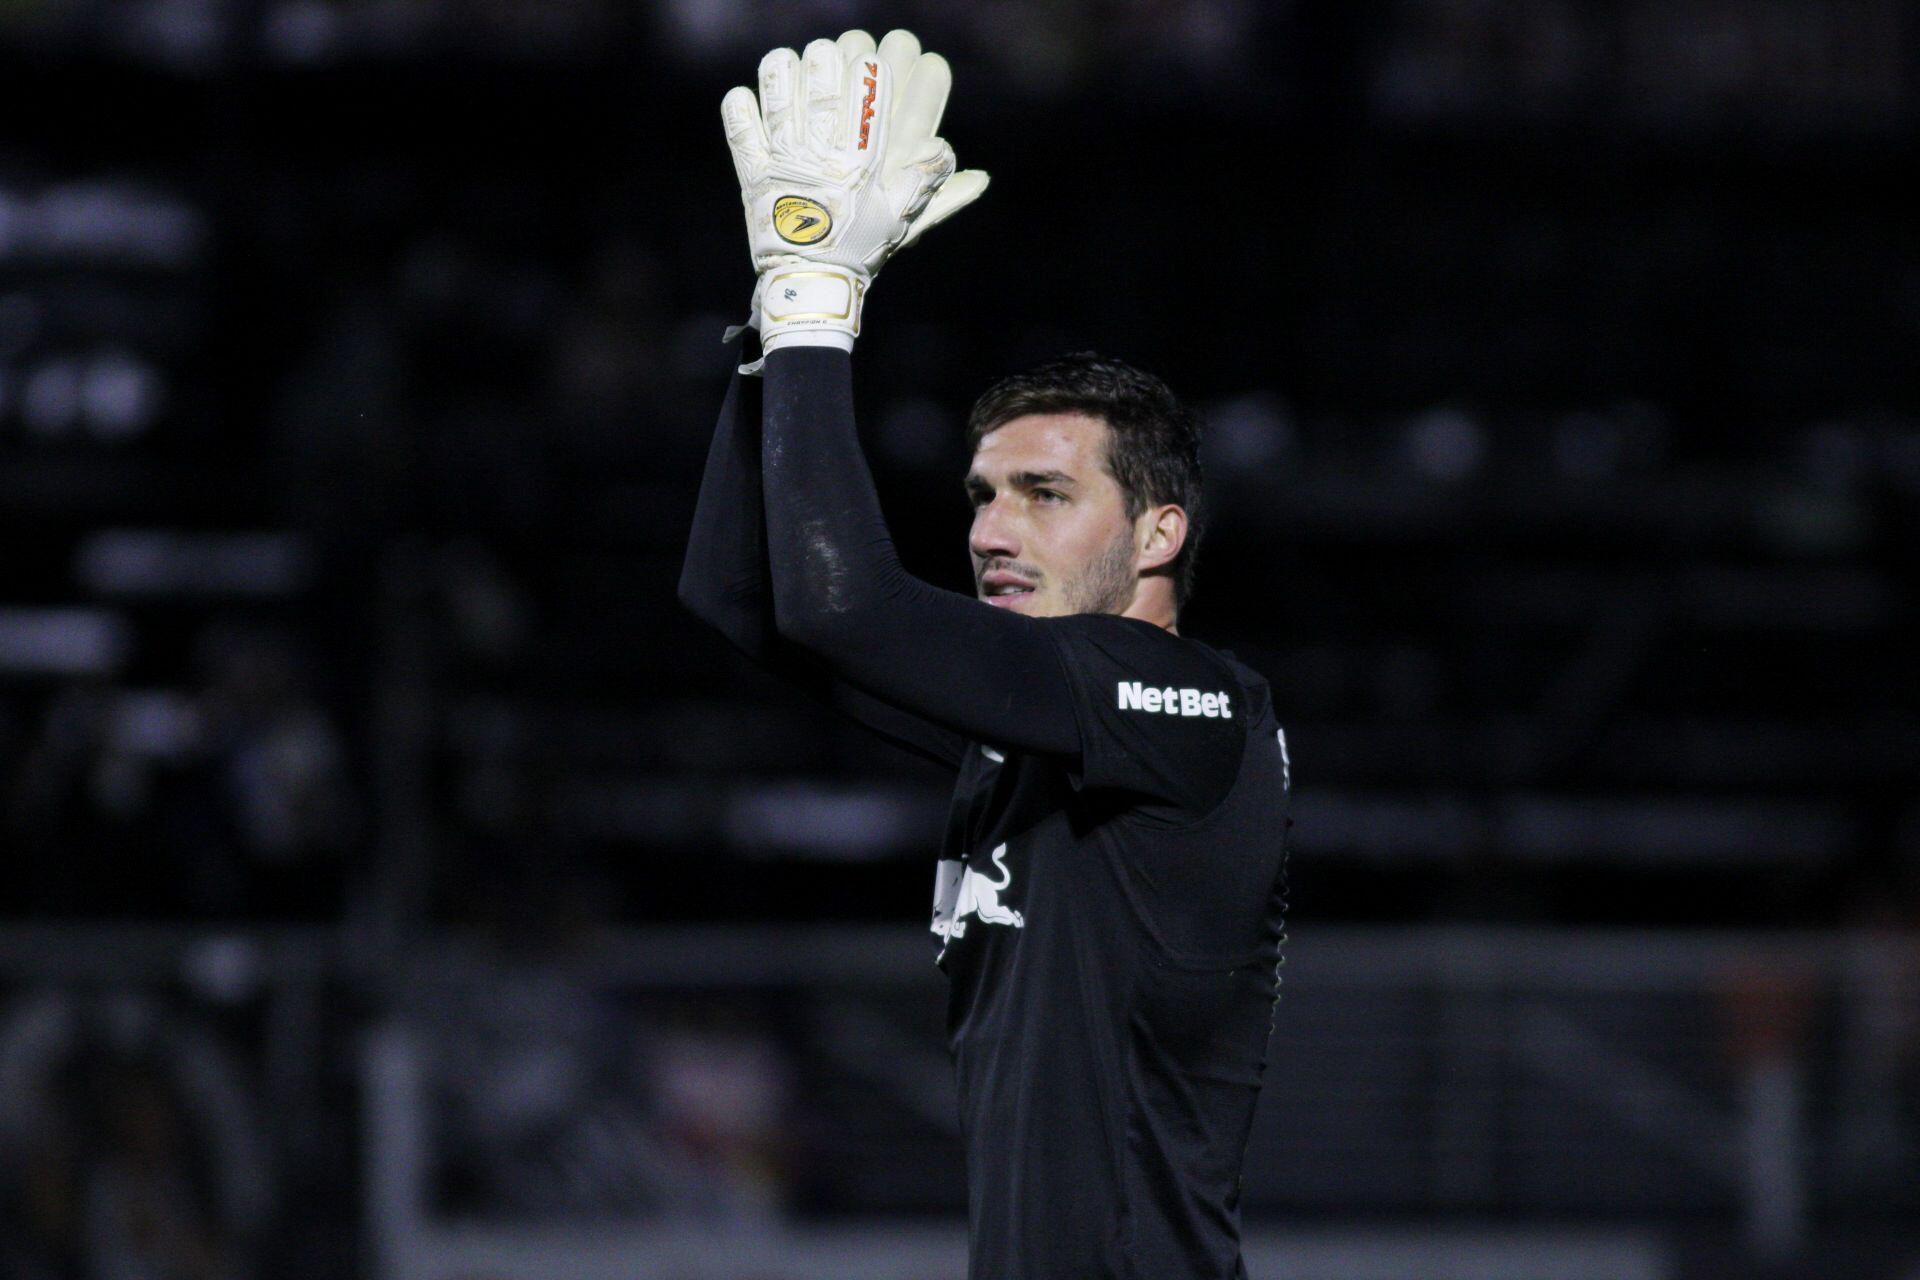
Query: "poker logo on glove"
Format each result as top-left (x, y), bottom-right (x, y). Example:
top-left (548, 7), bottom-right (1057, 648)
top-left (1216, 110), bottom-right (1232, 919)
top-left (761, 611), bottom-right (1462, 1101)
top-left (774, 195), bottom-right (832, 245)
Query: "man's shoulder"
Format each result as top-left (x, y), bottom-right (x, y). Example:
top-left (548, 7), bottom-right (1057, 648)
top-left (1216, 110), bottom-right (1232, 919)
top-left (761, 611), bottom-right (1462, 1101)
top-left (1039, 614), bottom-right (1271, 719)
top-left (1038, 612), bottom-right (1213, 661)
top-left (1018, 614), bottom-right (1269, 814)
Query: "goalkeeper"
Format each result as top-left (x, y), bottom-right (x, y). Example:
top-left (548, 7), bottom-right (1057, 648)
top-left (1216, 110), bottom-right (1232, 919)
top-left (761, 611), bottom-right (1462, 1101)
top-left (679, 29), bottom-right (1292, 1280)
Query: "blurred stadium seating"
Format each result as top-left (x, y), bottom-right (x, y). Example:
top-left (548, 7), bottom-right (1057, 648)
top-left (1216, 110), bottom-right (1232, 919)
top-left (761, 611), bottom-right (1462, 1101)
top-left (1, 1), bottom-right (1916, 1277)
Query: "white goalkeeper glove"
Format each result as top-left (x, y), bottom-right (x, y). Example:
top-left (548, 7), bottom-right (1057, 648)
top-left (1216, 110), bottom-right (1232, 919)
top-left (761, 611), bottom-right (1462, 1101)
top-left (722, 28), bottom-right (989, 357)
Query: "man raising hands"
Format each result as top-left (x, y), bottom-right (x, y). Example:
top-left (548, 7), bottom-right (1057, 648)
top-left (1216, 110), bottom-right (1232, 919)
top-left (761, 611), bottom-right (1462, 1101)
top-left (681, 29), bottom-right (1292, 1280)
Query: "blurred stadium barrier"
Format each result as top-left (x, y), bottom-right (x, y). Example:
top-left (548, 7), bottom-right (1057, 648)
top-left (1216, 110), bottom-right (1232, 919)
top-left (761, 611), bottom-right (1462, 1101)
top-left (5, 922), bottom-right (1915, 1279)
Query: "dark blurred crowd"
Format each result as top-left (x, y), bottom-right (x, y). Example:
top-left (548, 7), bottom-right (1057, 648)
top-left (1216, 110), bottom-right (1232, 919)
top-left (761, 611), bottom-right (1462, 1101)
top-left (6, 622), bottom-right (358, 917)
top-left (0, 951), bottom-right (807, 1280)
top-left (1, 1), bottom-right (1918, 1275)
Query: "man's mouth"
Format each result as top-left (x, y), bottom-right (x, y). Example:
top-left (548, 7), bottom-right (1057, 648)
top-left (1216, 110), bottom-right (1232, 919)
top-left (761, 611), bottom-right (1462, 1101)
top-left (980, 572), bottom-right (1038, 608)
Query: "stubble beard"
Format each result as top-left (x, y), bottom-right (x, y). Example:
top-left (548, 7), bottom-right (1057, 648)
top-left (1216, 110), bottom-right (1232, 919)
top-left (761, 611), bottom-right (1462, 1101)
top-left (1061, 525), bottom-right (1139, 617)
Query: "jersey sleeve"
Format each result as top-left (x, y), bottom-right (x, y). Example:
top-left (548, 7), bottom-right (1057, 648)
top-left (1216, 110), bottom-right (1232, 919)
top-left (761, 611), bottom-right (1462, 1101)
top-left (678, 353), bottom-right (968, 772)
top-left (756, 347), bottom-right (1083, 761)
top-left (1040, 614), bottom-right (1249, 819)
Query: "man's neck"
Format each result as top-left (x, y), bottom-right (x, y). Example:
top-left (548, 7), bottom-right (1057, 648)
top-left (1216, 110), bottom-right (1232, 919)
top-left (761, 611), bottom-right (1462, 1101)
top-left (1120, 588), bottom-right (1178, 634)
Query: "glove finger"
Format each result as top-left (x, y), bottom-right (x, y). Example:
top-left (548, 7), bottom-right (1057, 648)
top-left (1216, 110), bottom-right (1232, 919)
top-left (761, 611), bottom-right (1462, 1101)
top-left (801, 37), bottom-right (843, 156)
top-left (836, 29), bottom-right (882, 151)
top-left (721, 85), bottom-right (771, 186)
top-left (908, 136), bottom-right (956, 184)
top-left (841, 46), bottom-right (888, 161)
top-left (901, 168), bottom-right (989, 249)
top-left (892, 51), bottom-right (951, 152)
top-left (876, 28), bottom-right (920, 100)
top-left (835, 28), bottom-right (876, 63)
top-left (898, 137), bottom-right (955, 223)
top-left (758, 47), bottom-right (799, 151)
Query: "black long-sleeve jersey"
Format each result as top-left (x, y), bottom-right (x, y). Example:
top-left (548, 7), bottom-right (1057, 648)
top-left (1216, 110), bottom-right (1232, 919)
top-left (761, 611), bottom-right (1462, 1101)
top-left (679, 343), bottom-right (1291, 1280)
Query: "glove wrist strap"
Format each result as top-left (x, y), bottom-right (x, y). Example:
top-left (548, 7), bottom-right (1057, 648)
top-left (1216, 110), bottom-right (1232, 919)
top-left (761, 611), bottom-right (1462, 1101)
top-left (758, 262), bottom-right (866, 354)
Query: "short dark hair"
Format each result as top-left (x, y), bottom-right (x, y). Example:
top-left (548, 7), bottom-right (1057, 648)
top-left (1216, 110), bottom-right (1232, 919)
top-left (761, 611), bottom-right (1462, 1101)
top-left (966, 352), bottom-right (1206, 610)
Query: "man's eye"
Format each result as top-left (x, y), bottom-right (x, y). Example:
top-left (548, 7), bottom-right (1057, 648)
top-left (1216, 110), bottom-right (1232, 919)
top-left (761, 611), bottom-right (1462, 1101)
top-left (1034, 489), bottom-right (1065, 504)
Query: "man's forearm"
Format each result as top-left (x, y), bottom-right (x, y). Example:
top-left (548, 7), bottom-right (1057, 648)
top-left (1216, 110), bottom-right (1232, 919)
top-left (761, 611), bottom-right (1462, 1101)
top-left (678, 362), bottom-right (781, 661)
top-left (760, 347), bottom-right (910, 647)
top-left (680, 350), bottom-right (971, 770)
top-left (759, 347), bottom-right (1080, 755)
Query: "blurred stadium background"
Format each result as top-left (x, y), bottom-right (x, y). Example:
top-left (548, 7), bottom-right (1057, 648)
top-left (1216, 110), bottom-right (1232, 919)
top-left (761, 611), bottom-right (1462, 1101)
top-left (1, 0), bottom-right (1917, 1277)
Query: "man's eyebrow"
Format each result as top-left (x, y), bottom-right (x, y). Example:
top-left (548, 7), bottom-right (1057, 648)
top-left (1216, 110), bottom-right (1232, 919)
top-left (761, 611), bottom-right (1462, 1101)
top-left (1008, 470), bottom-right (1077, 488)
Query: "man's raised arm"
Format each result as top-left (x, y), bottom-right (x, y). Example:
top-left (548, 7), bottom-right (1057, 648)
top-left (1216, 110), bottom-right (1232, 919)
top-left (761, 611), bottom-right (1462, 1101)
top-left (759, 346), bottom-right (1080, 757)
top-left (713, 28), bottom-right (1084, 756)
top-left (678, 351), bottom-right (973, 771)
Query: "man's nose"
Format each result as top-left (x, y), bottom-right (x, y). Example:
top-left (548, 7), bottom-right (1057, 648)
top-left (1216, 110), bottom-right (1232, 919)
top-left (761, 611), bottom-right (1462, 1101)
top-left (970, 499), bottom-right (1019, 561)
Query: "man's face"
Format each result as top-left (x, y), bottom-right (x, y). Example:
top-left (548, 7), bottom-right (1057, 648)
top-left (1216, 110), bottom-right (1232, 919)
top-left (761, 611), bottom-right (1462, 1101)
top-left (966, 412), bottom-right (1139, 618)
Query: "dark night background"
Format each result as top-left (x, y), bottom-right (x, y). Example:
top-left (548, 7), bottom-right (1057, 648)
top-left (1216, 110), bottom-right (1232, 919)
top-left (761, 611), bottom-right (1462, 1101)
top-left (1, 2), bottom-right (1916, 1278)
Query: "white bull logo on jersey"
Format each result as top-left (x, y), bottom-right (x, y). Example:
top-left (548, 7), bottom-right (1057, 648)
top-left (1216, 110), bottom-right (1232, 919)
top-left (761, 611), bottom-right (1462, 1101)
top-left (931, 842), bottom-right (1024, 941)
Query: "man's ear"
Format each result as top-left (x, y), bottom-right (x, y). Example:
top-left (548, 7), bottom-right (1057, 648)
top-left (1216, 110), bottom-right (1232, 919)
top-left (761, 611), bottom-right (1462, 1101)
top-left (1136, 504), bottom-right (1187, 574)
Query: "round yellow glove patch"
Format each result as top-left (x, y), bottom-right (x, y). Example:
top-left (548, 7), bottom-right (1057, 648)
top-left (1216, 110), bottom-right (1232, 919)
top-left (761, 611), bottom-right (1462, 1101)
top-left (773, 195), bottom-right (832, 245)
